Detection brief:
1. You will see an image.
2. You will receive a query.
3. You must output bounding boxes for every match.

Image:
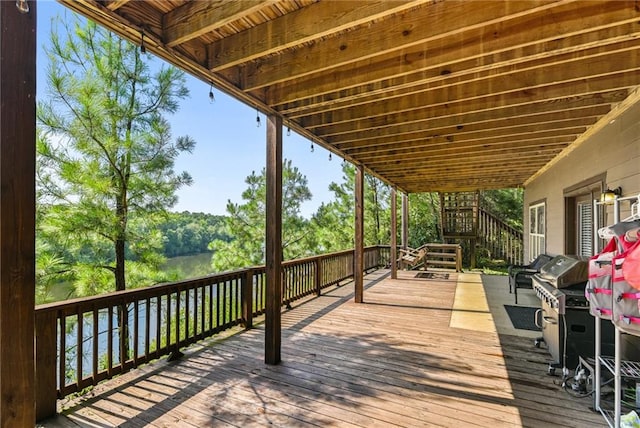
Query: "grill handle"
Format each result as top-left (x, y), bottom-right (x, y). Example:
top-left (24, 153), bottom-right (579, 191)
top-left (534, 309), bottom-right (543, 329)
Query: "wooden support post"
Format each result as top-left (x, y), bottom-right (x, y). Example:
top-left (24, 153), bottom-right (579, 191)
top-left (242, 269), bottom-right (254, 329)
top-left (1, 2), bottom-right (37, 425)
top-left (470, 191), bottom-right (479, 269)
top-left (401, 193), bottom-right (409, 249)
top-left (315, 258), bottom-right (322, 297)
top-left (391, 189), bottom-right (398, 279)
top-left (265, 114), bottom-right (282, 365)
top-left (354, 164), bottom-right (364, 303)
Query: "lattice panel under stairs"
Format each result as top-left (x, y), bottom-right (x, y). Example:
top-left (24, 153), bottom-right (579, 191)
top-left (441, 192), bottom-right (478, 237)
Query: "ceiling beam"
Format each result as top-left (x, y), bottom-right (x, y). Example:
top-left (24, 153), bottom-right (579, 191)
top-left (105, 0), bottom-right (130, 11)
top-left (163, 1), bottom-right (276, 48)
top-left (208, 1), bottom-right (426, 71)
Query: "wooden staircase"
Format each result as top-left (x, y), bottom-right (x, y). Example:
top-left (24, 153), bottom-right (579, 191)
top-left (440, 191), bottom-right (523, 268)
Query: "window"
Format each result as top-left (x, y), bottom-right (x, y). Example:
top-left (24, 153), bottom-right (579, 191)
top-left (529, 202), bottom-right (545, 259)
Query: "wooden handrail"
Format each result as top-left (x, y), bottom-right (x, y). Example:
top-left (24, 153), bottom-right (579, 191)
top-left (477, 208), bottom-right (524, 266)
top-left (35, 245), bottom-right (389, 421)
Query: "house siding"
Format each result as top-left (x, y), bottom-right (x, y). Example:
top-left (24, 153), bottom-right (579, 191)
top-left (524, 101), bottom-right (640, 261)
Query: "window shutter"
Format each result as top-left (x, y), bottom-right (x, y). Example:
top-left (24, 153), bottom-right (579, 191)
top-left (577, 202), bottom-right (593, 256)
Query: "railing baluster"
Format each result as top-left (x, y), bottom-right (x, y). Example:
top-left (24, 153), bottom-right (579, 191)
top-left (119, 301), bottom-right (126, 372)
top-left (224, 280), bottom-right (229, 326)
top-left (145, 298), bottom-right (150, 359)
top-left (185, 288), bottom-right (190, 342)
top-left (175, 291), bottom-right (181, 348)
top-left (76, 309), bottom-right (83, 390)
top-left (194, 286), bottom-right (200, 338)
top-left (201, 283), bottom-right (206, 336)
top-left (59, 316), bottom-right (66, 392)
top-left (165, 293), bottom-right (171, 352)
top-left (235, 278), bottom-right (240, 322)
top-left (107, 307), bottom-right (113, 378)
top-left (92, 308), bottom-right (98, 382)
top-left (209, 282), bottom-right (214, 333)
top-left (216, 280), bottom-right (221, 330)
top-left (133, 300), bottom-right (139, 365)
top-left (155, 295), bottom-right (161, 356)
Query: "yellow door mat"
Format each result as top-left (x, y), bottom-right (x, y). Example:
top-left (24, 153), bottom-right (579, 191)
top-left (449, 273), bottom-right (496, 333)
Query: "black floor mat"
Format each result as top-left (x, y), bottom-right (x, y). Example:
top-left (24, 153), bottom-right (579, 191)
top-left (504, 305), bottom-right (540, 331)
top-left (415, 272), bottom-right (450, 280)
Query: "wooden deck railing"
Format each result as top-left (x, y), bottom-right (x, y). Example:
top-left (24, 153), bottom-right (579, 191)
top-left (478, 208), bottom-right (523, 266)
top-left (34, 245), bottom-right (390, 421)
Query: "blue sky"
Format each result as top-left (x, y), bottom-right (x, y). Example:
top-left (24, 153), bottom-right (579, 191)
top-left (36, 1), bottom-right (345, 218)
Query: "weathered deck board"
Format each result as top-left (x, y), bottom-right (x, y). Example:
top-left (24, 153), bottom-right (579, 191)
top-left (39, 270), bottom-right (605, 428)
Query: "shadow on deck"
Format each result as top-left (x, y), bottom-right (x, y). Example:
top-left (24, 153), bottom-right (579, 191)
top-left (39, 270), bottom-right (604, 427)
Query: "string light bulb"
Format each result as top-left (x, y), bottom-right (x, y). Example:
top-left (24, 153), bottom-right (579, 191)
top-left (329, 153), bottom-right (332, 161)
top-left (310, 142), bottom-right (314, 153)
top-left (256, 108), bottom-right (261, 127)
top-left (140, 30), bottom-right (146, 53)
top-left (208, 84), bottom-right (215, 103)
top-left (15, 0), bottom-right (29, 13)
top-left (287, 127), bottom-right (291, 136)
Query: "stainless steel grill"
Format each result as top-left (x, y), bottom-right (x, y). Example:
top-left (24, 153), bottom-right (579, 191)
top-left (532, 255), bottom-right (614, 374)
top-left (538, 254), bottom-right (589, 289)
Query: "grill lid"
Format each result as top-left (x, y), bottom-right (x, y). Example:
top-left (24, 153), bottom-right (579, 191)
top-left (538, 255), bottom-right (588, 288)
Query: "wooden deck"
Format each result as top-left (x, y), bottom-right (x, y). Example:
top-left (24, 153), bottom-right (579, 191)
top-left (39, 270), bottom-right (605, 427)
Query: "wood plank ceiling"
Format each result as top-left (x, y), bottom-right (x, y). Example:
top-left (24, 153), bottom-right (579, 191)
top-left (59, 0), bottom-right (640, 193)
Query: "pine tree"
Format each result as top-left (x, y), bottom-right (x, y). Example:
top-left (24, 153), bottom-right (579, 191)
top-left (209, 159), bottom-right (315, 271)
top-left (37, 17), bottom-right (195, 295)
top-left (312, 162), bottom-right (391, 252)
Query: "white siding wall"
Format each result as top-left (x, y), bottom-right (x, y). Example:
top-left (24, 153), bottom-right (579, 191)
top-left (523, 100), bottom-right (640, 260)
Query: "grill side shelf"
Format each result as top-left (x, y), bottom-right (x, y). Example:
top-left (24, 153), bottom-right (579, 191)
top-left (599, 356), bottom-right (640, 379)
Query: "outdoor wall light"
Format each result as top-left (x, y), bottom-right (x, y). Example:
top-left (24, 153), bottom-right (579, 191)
top-left (601, 186), bottom-right (622, 203)
top-left (16, 0), bottom-right (29, 13)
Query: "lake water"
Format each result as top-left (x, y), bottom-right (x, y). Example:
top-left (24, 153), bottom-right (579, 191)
top-left (46, 252), bottom-right (214, 303)
top-left (163, 252), bottom-right (214, 278)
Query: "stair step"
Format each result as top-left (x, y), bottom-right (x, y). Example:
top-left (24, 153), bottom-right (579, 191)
top-left (426, 252), bottom-right (456, 258)
top-left (425, 260), bottom-right (457, 266)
